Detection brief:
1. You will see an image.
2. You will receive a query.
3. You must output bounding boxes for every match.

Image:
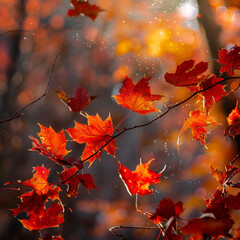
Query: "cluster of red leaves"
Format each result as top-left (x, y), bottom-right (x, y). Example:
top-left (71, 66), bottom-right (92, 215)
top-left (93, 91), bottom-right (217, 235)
top-left (6, 166), bottom-right (64, 231)
top-left (7, 44), bottom-right (240, 240)
top-left (140, 164), bottom-right (240, 239)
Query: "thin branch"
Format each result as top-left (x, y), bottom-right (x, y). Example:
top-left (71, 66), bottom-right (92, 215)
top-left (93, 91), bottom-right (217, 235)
top-left (0, 54), bottom-right (58, 124)
top-left (61, 74), bottom-right (240, 185)
top-left (82, 74), bottom-right (240, 163)
top-left (109, 225), bottom-right (159, 240)
top-left (230, 151), bottom-right (240, 165)
top-left (115, 110), bottom-right (132, 130)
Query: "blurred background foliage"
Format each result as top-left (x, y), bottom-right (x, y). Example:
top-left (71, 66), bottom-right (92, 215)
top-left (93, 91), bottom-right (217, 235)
top-left (0, 0), bottom-right (239, 239)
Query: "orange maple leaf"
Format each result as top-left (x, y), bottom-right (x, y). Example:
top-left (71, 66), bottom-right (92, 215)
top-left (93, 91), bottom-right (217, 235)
top-left (66, 113), bottom-right (116, 165)
top-left (225, 101), bottom-right (240, 137)
top-left (118, 159), bottom-right (161, 196)
top-left (30, 124), bottom-right (71, 164)
top-left (112, 75), bottom-right (163, 114)
top-left (177, 109), bottom-right (220, 148)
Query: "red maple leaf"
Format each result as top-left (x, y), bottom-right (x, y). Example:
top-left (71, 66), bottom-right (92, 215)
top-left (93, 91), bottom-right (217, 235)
top-left (30, 125), bottom-right (83, 168)
top-left (181, 216), bottom-right (233, 239)
top-left (189, 75), bottom-right (229, 112)
top-left (149, 198), bottom-right (183, 224)
top-left (40, 234), bottom-right (64, 240)
top-left (68, 0), bottom-right (103, 21)
top-left (164, 60), bottom-right (208, 87)
top-left (218, 44), bottom-right (240, 75)
top-left (8, 165), bottom-right (61, 217)
top-left (118, 159), bottom-right (161, 196)
top-left (211, 164), bottom-right (240, 187)
top-left (59, 166), bottom-right (97, 198)
top-left (20, 202), bottom-right (64, 231)
top-left (225, 101), bottom-right (240, 137)
top-left (199, 76), bottom-right (228, 112)
top-left (66, 113), bottom-right (116, 165)
top-left (56, 86), bottom-right (97, 112)
top-left (177, 109), bottom-right (220, 148)
top-left (112, 75), bottom-right (163, 114)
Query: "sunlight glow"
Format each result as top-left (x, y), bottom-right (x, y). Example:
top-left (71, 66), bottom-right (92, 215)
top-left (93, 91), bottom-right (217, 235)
top-left (178, 1), bottom-right (199, 20)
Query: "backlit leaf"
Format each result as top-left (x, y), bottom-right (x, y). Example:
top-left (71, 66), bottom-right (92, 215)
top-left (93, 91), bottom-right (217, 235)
top-left (118, 159), bottom-right (161, 196)
top-left (218, 45), bottom-right (240, 75)
top-left (66, 113), bottom-right (116, 165)
top-left (9, 165), bottom-right (61, 217)
top-left (56, 86), bottom-right (97, 112)
top-left (149, 198), bottom-right (183, 224)
top-left (112, 75), bottom-right (163, 114)
top-left (59, 166), bottom-right (97, 198)
top-left (20, 202), bottom-right (64, 231)
top-left (181, 217), bottom-right (233, 239)
top-left (177, 109), bottom-right (220, 148)
top-left (225, 101), bottom-right (240, 137)
top-left (164, 60), bottom-right (208, 87)
top-left (198, 76), bottom-right (228, 112)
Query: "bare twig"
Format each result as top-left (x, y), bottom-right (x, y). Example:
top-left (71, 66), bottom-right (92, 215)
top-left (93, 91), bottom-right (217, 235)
top-left (0, 54), bottom-right (58, 124)
top-left (61, 74), bottom-right (240, 185)
top-left (230, 151), bottom-right (240, 165)
top-left (109, 225), bottom-right (159, 240)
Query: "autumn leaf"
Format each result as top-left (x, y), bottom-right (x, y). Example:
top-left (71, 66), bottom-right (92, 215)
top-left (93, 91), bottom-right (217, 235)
top-left (20, 202), bottom-right (64, 231)
top-left (118, 159), bottom-right (161, 196)
top-left (198, 76), bottom-right (229, 112)
top-left (59, 166), bottom-right (97, 198)
top-left (149, 198), bottom-right (183, 224)
top-left (68, 0), bottom-right (103, 21)
top-left (30, 125), bottom-right (82, 168)
top-left (211, 164), bottom-right (240, 187)
top-left (164, 60), bottom-right (208, 87)
top-left (218, 45), bottom-right (240, 75)
top-left (112, 75), bottom-right (163, 114)
top-left (56, 86), bottom-right (97, 112)
top-left (66, 113), bottom-right (116, 165)
top-left (225, 101), bottom-right (240, 137)
top-left (177, 109), bottom-right (220, 148)
top-left (181, 216), bottom-right (233, 239)
top-left (30, 124), bottom-right (70, 164)
top-left (8, 165), bottom-right (61, 217)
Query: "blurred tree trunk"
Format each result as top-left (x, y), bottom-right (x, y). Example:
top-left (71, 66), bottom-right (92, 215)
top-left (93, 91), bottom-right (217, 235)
top-left (197, 0), bottom-right (223, 74)
top-left (197, 0), bottom-right (240, 160)
top-left (0, 0), bottom-right (27, 238)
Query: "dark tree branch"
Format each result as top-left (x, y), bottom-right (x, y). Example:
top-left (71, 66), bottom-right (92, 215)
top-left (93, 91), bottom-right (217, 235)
top-left (0, 54), bottom-right (59, 124)
top-left (109, 225), bottom-right (159, 240)
top-left (61, 73), bottom-right (240, 185)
